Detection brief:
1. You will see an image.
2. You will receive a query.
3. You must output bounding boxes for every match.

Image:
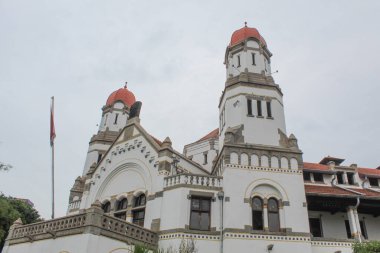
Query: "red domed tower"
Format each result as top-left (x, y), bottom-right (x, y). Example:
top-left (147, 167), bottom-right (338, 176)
top-left (225, 23), bottom-right (273, 79)
top-left (80, 84), bottom-right (137, 176)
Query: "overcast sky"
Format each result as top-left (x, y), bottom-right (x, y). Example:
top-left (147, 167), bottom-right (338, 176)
top-left (1, 0), bottom-right (379, 219)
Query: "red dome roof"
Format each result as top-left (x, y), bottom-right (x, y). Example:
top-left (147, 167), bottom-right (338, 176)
top-left (106, 86), bottom-right (136, 107)
top-left (230, 25), bottom-right (267, 47)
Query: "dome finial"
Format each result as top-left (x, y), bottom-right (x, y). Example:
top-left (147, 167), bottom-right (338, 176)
top-left (124, 81), bottom-right (128, 89)
top-left (244, 21), bottom-right (247, 27)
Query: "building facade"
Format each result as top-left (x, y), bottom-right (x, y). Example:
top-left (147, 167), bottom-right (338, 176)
top-left (4, 25), bottom-right (380, 253)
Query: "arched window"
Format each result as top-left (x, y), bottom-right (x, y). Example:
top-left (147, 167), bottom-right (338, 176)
top-left (261, 155), bottom-right (269, 167)
top-left (268, 198), bottom-right (280, 232)
top-left (132, 194), bottom-right (146, 227)
top-left (230, 152), bottom-right (238, 164)
top-left (116, 198), bottom-right (128, 210)
top-left (251, 154), bottom-right (259, 167)
top-left (241, 153), bottom-right (249, 166)
top-left (252, 197), bottom-right (264, 230)
top-left (102, 201), bottom-right (111, 213)
top-left (271, 156), bottom-right (279, 168)
top-left (281, 157), bottom-right (289, 169)
top-left (114, 198), bottom-right (128, 220)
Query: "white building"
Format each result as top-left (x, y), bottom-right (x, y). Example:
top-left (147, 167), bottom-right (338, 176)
top-left (4, 24), bottom-right (380, 253)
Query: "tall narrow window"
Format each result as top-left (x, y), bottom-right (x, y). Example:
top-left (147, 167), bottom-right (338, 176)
top-left (347, 172), bottom-right (355, 185)
top-left (114, 113), bottom-right (119, 124)
top-left (102, 201), bottom-right (111, 213)
top-left (266, 101), bottom-right (272, 118)
top-left (203, 153), bottom-right (208, 165)
top-left (247, 99), bottom-right (253, 116)
top-left (268, 198), bottom-right (280, 232)
top-left (237, 55), bottom-right (241, 67)
top-left (252, 53), bottom-right (256, 65)
top-left (189, 197), bottom-right (211, 231)
top-left (104, 115), bottom-right (108, 126)
top-left (264, 59), bottom-right (267, 72)
top-left (360, 220), bottom-right (368, 239)
top-left (114, 198), bottom-right (128, 220)
top-left (309, 218), bottom-right (323, 237)
top-left (132, 194), bottom-right (146, 226)
top-left (303, 171), bottom-right (311, 181)
top-left (252, 197), bottom-right (263, 230)
top-left (345, 220), bottom-right (352, 239)
top-left (337, 172), bottom-right (344, 184)
top-left (257, 100), bottom-right (262, 117)
top-left (97, 154), bottom-right (102, 163)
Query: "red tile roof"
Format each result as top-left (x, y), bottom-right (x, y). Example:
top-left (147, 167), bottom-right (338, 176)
top-left (305, 184), bottom-right (356, 196)
top-left (196, 128), bottom-right (219, 142)
top-left (348, 188), bottom-right (380, 198)
top-left (230, 26), bottom-right (267, 47)
top-left (303, 162), bottom-right (330, 172)
top-left (106, 87), bottom-right (136, 107)
top-left (358, 168), bottom-right (380, 178)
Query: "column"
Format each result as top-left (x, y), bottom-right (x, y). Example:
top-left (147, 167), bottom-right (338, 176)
top-left (347, 207), bottom-right (358, 239)
top-left (263, 199), bottom-right (269, 231)
top-left (279, 206), bottom-right (285, 231)
top-left (353, 208), bottom-right (362, 240)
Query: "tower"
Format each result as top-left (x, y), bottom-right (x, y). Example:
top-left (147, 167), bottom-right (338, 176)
top-left (219, 24), bottom-right (289, 149)
top-left (82, 85), bottom-right (136, 176)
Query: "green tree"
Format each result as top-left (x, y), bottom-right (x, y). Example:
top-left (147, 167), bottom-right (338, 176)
top-left (0, 194), bottom-right (41, 250)
top-left (353, 241), bottom-right (380, 253)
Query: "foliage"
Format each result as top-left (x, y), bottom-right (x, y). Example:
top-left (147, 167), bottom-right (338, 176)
top-left (134, 239), bottom-right (197, 253)
top-left (134, 244), bottom-right (150, 253)
top-left (353, 241), bottom-right (380, 253)
top-left (0, 194), bottom-right (41, 251)
top-left (0, 162), bottom-right (12, 171)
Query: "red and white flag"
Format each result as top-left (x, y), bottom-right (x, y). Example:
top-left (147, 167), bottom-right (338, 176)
top-left (50, 97), bottom-right (56, 147)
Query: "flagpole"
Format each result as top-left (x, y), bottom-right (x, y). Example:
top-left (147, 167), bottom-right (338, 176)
top-left (51, 96), bottom-right (55, 219)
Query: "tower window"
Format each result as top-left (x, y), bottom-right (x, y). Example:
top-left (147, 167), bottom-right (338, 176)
top-left (104, 115), bottom-right (108, 126)
top-left (203, 153), bottom-right (208, 165)
top-left (309, 218), bottom-right (323, 237)
top-left (102, 201), bottom-right (111, 213)
top-left (189, 196), bottom-right (211, 231)
top-left (257, 100), bottom-right (262, 117)
top-left (114, 113), bottom-right (119, 124)
top-left (247, 99), bottom-right (253, 116)
top-left (237, 55), bottom-right (241, 67)
top-left (252, 53), bottom-right (256, 65)
top-left (97, 154), bottom-right (102, 163)
top-left (264, 59), bottom-right (267, 72)
top-left (266, 101), bottom-right (272, 118)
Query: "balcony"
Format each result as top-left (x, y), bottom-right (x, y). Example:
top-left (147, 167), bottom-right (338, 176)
top-left (164, 173), bottom-right (223, 190)
top-left (6, 202), bottom-right (158, 249)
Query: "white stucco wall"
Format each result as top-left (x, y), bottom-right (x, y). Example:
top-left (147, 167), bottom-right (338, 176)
top-left (3, 234), bottom-right (134, 253)
top-left (219, 85), bottom-right (286, 149)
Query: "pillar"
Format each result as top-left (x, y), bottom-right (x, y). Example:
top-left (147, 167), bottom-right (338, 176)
top-left (347, 207), bottom-right (358, 239)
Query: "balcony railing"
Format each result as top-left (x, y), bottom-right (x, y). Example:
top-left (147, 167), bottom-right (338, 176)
top-left (164, 173), bottom-right (223, 189)
top-left (6, 203), bottom-right (158, 248)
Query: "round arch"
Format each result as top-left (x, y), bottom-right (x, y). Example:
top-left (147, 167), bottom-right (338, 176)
top-left (244, 178), bottom-right (289, 201)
